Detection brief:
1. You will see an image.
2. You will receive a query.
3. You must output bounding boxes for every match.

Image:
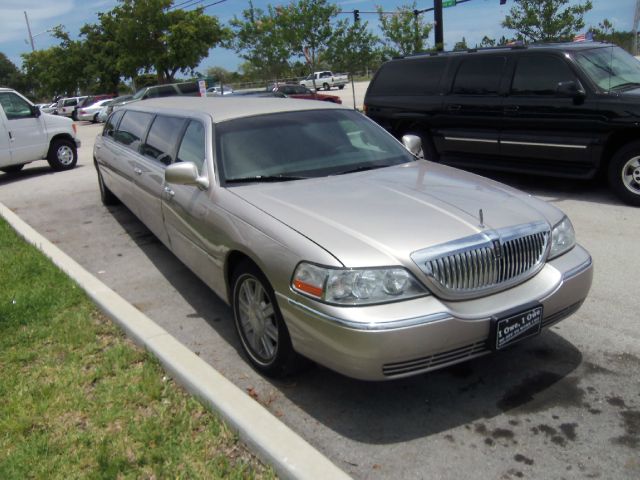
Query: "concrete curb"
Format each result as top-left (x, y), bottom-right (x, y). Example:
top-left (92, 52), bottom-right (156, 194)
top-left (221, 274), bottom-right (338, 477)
top-left (0, 202), bottom-right (351, 480)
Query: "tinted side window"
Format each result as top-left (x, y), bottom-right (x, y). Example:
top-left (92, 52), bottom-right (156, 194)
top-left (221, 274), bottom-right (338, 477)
top-left (114, 111), bottom-right (154, 151)
top-left (177, 120), bottom-right (206, 171)
top-left (452, 56), bottom-right (506, 95)
top-left (0, 92), bottom-right (34, 120)
top-left (511, 55), bottom-right (576, 95)
top-left (370, 58), bottom-right (447, 96)
top-left (103, 109), bottom-right (125, 137)
top-left (176, 82), bottom-right (198, 94)
top-left (141, 115), bottom-right (187, 165)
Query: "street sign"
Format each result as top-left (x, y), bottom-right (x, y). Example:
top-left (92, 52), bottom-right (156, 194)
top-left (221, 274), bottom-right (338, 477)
top-left (443, 0), bottom-right (456, 7)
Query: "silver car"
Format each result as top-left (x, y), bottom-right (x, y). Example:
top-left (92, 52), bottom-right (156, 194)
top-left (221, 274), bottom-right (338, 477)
top-left (93, 97), bottom-right (593, 381)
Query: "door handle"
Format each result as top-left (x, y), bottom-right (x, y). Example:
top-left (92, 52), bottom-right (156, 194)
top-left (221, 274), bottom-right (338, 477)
top-left (504, 105), bottom-right (520, 113)
top-left (164, 186), bottom-right (175, 198)
top-left (447, 104), bottom-right (462, 112)
top-left (133, 167), bottom-right (142, 175)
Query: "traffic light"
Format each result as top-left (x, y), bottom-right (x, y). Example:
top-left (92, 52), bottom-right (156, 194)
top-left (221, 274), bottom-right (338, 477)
top-left (353, 9), bottom-right (360, 23)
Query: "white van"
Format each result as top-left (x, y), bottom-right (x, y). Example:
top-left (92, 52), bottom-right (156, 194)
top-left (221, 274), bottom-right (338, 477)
top-left (0, 88), bottom-right (80, 173)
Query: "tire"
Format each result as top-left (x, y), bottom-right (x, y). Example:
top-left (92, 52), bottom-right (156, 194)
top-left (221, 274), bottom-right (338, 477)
top-left (338, 85), bottom-right (345, 90)
top-left (402, 130), bottom-right (439, 162)
top-left (94, 160), bottom-right (119, 206)
top-left (71, 110), bottom-right (78, 121)
top-left (231, 261), bottom-right (300, 377)
top-left (47, 138), bottom-right (77, 171)
top-left (92, 113), bottom-right (99, 123)
top-left (1, 164), bottom-right (25, 174)
top-left (322, 82), bottom-right (330, 91)
top-left (608, 141), bottom-right (640, 206)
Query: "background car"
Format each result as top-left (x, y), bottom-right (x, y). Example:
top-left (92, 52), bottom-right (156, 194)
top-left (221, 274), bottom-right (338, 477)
top-left (56, 96), bottom-right (87, 118)
top-left (77, 99), bottom-right (114, 122)
top-left (268, 83), bottom-right (342, 103)
top-left (36, 102), bottom-right (58, 114)
top-left (206, 85), bottom-right (234, 96)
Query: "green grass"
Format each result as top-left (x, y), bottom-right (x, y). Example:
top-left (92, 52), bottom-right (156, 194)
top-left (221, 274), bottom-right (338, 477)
top-left (0, 218), bottom-right (276, 479)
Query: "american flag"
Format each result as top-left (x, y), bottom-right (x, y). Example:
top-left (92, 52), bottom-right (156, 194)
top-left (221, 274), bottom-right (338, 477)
top-left (573, 31), bottom-right (594, 42)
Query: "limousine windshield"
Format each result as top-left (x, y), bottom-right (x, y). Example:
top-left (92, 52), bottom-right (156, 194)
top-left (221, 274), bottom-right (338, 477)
top-left (215, 109), bottom-right (415, 183)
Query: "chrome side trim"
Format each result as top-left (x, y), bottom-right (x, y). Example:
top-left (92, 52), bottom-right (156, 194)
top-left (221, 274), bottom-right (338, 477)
top-left (444, 137), bottom-right (498, 144)
top-left (276, 292), bottom-right (452, 331)
top-left (501, 140), bottom-right (587, 150)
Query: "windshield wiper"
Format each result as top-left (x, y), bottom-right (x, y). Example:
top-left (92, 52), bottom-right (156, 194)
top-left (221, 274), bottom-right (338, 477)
top-left (611, 82), bottom-right (640, 91)
top-left (225, 175), bottom-right (307, 184)
top-left (332, 165), bottom-right (386, 175)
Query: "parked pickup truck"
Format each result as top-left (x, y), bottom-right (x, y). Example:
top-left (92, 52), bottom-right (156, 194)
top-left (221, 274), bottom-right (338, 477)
top-left (300, 71), bottom-right (348, 91)
top-left (0, 88), bottom-right (80, 173)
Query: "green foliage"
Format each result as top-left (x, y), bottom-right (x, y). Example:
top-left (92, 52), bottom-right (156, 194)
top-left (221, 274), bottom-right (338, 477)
top-left (453, 37), bottom-right (468, 51)
top-left (0, 218), bottom-right (275, 479)
top-left (478, 35), bottom-right (497, 48)
top-left (0, 53), bottom-right (26, 91)
top-left (589, 19), bottom-right (636, 54)
top-left (502, 0), bottom-right (593, 43)
top-left (377, 2), bottom-right (433, 58)
top-left (323, 19), bottom-right (382, 74)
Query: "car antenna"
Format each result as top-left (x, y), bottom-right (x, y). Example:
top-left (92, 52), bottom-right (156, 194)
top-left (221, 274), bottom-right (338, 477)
top-left (479, 209), bottom-right (485, 228)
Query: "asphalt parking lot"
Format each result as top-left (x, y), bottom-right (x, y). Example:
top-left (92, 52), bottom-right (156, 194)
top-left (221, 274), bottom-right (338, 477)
top-left (1, 121), bottom-right (639, 479)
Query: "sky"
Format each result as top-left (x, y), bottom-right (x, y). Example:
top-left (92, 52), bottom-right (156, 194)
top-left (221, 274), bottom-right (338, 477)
top-left (1, 0), bottom-right (636, 75)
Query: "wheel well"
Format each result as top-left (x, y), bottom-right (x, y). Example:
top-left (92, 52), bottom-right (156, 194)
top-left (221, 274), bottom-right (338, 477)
top-left (224, 251), bottom-right (259, 302)
top-left (601, 131), bottom-right (638, 171)
top-left (49, 133), bottom-right (75, 148)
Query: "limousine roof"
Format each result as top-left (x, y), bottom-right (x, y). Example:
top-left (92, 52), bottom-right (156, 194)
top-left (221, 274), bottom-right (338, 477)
top-left (121, 96), bottom-right (347, 123)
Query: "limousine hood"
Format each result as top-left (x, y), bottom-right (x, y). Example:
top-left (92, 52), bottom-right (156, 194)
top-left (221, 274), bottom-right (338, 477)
top-left (231, 161), bottom-right (561, 268)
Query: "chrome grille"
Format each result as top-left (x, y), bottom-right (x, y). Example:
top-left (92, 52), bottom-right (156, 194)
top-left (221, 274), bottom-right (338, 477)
top-left (411, 222), bottom-right (550, 300)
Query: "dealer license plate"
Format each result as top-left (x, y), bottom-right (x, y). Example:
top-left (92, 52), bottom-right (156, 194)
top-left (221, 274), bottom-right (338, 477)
top-left (491, 305), bottom-right (543, 351)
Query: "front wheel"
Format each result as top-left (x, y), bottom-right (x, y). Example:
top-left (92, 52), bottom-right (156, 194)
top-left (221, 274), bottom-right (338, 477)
top-left (94, 160), bottom-right (119, 206)
top-left (231, 262), bottom-right (300, 377)
top-left (608, 142), bottom-right (640, 206)
top-left (338, 85), bottom-right (345, 90)
top-left (322, 82), bottom-right (330, 91)
top-left (47, 138), bottom-right (77, 171)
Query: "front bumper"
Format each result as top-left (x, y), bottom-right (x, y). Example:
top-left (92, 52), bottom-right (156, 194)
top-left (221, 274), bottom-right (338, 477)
top-left (277, 244), bottom-right (593, 381)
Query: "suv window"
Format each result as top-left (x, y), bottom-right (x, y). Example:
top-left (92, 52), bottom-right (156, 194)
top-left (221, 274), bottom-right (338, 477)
top-left (64, 99), bottom-right (78, 107)
top-left (511, 55), bottom-right (576, 95)
top-left (0, 92), bottom-right (33, 120)
top-left (371, 58), bottom-right (447, 96)
top-left (177, 120), bottom-right (206, 171)
top-left (146, 85), bottom-right (177, 99)
top-left (141, 115), bottom-right (187, 165)
top-left (176, 82), bottom-right (198, 94)
top-left (114, 110), bottom-right (154, 151)
top-left (103, 109), bottom-right (125, 137)
top-left (452, 56), bottom-right (506, 95)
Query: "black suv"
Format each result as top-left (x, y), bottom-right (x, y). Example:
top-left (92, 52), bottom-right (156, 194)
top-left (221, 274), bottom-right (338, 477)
top-left (364, 42), bottom-right (640, 206)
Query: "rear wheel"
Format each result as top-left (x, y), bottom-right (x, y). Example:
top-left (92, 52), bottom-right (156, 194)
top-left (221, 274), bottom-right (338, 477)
top-left (1, 164), bottom-right (25, 174)
top-left (47, 138), bottom-right (77, 171)
top-left (92, 113), bottom-right (99, 123)
top-left (231, 261), bottom-right (300, 377)
top-left (608, 142), bottom-right (640, 206)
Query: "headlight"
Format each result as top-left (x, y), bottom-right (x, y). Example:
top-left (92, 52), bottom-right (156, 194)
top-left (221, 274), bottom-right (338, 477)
top-left (549, 216), bottom-right (576, 259)
top-left (291, 263), bottom-right (428, 305)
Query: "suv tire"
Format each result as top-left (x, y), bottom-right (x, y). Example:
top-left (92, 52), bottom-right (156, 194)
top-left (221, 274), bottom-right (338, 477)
top-left (608, 142), bottom-right (640, 206)
top-left (47, 138), bottom-right (77, 171)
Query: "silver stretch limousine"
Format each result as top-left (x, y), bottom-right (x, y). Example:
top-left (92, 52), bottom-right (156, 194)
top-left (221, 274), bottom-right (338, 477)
top-left (93, 97), bottom-right (593, 381)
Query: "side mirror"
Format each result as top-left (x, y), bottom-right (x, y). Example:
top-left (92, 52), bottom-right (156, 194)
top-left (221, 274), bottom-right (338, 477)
top-left (556, 80), bottom-right (586, 99)
top-left (165, 162), bottom-right (209, 190)
top-left (30, 105), bottom-right (41, 118)
top-left (402, 134), bottom-right (423, 157)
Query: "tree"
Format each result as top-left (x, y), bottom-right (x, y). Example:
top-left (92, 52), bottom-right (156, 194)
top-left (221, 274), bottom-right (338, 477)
top-left (323, 19), bottom-right (381, 74)
top-left (80, 21), bottom-right (122, 94)
top-left (453, 37), bottom-right (468, 51)
top-left (378, 2), bottom-right (433, 58)
top-left (589, 19), bottom-right (635, 54)
top-left (502, 0), bottom-right (592, 43)
top-left (478, 36), bottom-right (497, 48)
top-left (107, 0), bottom-right (226, 83)
top-left (0, 53), bottom-right (25, 91)
top-left (227, 2), bottom-right (293, 79)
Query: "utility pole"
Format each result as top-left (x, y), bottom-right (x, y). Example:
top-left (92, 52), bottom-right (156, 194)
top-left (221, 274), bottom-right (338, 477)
top-left (24, 11), bottom-right (35, 52)
top-left (434, 0), bottom-right (443, 51)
